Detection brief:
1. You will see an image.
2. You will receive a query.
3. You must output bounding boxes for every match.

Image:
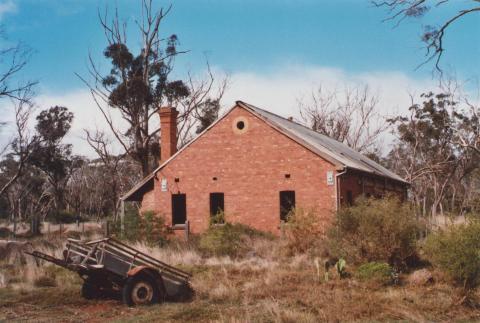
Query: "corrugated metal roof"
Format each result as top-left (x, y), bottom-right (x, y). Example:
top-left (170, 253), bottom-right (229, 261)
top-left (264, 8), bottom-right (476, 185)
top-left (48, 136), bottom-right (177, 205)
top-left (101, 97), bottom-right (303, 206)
top-left (237, 101), bottom-right (407, 183)
top-left (122, 100), bottom-right (407, 200)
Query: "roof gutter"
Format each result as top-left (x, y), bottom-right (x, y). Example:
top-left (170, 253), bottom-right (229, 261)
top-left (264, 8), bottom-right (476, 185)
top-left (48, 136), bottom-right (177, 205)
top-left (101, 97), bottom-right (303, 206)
top-left (335, 167), bottom-right (348, 211)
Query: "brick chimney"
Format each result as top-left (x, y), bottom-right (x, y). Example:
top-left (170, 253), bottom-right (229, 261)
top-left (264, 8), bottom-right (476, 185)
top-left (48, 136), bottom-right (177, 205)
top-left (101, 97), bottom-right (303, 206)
top-left (159, 107), bottom-right (179, 162)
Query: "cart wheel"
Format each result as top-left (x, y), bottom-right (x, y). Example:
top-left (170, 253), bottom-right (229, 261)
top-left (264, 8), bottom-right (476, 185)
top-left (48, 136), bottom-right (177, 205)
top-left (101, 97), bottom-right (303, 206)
top-left (81, 280), bottom-right (100, 300)
top-left (122, 275), bottom-right (160, 306)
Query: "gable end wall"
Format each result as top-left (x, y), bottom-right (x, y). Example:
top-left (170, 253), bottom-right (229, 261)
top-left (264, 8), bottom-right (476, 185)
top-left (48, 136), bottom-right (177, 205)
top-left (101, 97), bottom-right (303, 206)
top-left (140, 106), bottom-right (338, 234)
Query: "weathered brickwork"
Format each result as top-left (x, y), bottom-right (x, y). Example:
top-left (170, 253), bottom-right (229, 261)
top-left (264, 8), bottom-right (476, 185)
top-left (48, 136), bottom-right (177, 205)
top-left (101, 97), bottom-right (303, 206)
top-left (140, 189), bottom-right (155, 212)
top-left (137, 104), bottom-right (409, 235)
top-left (140, 105), bottom-right (338, 234)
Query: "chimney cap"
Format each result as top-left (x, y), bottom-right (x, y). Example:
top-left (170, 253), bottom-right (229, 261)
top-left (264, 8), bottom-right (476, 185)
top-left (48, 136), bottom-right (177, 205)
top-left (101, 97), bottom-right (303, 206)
top-left (159, 106), bottom-right (179, 117)
top-left (160, 106), bottom-right (177, 111)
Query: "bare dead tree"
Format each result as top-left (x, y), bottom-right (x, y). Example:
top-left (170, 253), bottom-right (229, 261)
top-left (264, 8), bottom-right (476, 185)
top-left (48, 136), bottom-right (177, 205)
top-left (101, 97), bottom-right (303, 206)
top-left (175, 66), bottom-right (228, 147)
top-left (386, 90), bottom-right (479, 220)
top-left (77, 1), bottom-right (227, 176)
top-left (84, 129), bottom-right (136, 218)
top-left (0, 28), bottom-right (37, 101)
top-left (0, 89), bottom-right (38, 197)
top-left (455, 98), bottom-right (480, 156)
top-left (298, 85), bottom-right (389, 155)
top-left (372, 0), bottom-right (480, 71)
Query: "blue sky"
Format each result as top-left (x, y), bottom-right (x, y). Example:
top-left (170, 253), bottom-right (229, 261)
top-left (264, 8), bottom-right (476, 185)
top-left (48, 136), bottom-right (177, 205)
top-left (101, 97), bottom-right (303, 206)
top-left (1, 0), bottom-right (479, 156)
top-left (3, 0), bottom-right (479, 93)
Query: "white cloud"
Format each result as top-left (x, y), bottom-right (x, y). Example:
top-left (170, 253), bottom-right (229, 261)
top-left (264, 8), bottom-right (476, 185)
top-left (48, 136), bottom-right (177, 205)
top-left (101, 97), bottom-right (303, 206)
top-left (0, 0), bottom-right (16, 21)
top-left (222, 65), bottom-right (436, 119)
top-left (1, 64), bottom-right (439, 158)
top-left (35, 89), bottom-right (128, 157)
top-left (219, 65), bottom-right (438, 152)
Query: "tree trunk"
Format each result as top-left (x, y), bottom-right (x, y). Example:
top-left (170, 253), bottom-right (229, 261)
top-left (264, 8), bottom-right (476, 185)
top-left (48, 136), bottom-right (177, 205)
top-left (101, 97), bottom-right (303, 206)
top-left (141, 154), bottom-right (150, 177)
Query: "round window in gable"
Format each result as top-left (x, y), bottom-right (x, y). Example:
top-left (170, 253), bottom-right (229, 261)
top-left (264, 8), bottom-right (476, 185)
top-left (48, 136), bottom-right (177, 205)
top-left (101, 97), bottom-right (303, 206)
top-left (232, 116), bottom-right (249, 134)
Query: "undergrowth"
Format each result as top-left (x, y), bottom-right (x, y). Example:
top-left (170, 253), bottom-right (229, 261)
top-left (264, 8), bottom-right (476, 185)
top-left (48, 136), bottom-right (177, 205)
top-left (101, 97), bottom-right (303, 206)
top-left (198, 222), bottom-right (273, 257)
top-left (3, 204), bottom-right (480, 321)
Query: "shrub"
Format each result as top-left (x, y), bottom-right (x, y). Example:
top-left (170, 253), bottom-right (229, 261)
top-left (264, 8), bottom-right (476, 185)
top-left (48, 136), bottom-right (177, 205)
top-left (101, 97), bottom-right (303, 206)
top-left (113, 204), bottom-right (141, 240)
top-left (329, 195), bottom-right (420, 267)
top-left (111, 207), bottom-right (171, 246)
top-left (140, 211), bottom-right (171, 246)
top-left (356, 262), bottom-right (393, 285)
top-left (199, 222), bottom-right (271, 257)
top-left (210, 211), bottom-right (225, 226)
top-left (424, 220), bottom-right (480, 289)
top-left (283, 208), bottom-right (325, 253)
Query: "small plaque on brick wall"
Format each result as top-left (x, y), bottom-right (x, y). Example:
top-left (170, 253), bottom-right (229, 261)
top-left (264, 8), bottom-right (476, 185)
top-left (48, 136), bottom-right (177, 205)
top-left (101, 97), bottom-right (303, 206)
top-left (326, 171), bottom-right (334, 186)
top-left (161, 178), bottom-right (167, 191)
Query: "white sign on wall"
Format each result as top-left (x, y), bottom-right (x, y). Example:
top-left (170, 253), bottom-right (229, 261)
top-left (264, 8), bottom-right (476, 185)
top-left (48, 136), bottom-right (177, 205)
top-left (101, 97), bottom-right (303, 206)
top-left (326, 171), bottom-right (334, 186)
top-left (161, 178), bottom-right (167, 192)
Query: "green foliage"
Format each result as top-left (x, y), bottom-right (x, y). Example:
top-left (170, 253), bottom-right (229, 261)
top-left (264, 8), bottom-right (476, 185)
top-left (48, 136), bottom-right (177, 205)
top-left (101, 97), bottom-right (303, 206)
top-left (199, 222), bottom-right (271, 257)
top-left (209, 210), bottom-right (225, 226)
top-left (196, 98), bottom-right (221, 134)
top-left (29, 106), bottom-right (81, 215)
top-left (140, 210), bottom-right (171, 246)
top-left (111, 204), bottom-right (139, 240)
top-left (336, 258), bottom-right (347, 278)
top-left (329, 195), bottom-right (420, 266)
top-left (356, 262), bottom-right (393, 285)
top-left (324, 258), bottom-right (348, 282)
top-left (112, 207), bottom-right (171, 246)
top-left (424, 220), bottom-right (480, 289)
top-left (31, 106), bottom-right (76, 182)
top-left (102, 36), bottom-right (188, 110)
top-left (35, 106), bottom-right (74, 142)
top-left (100, 17), bottom-right (189, 177)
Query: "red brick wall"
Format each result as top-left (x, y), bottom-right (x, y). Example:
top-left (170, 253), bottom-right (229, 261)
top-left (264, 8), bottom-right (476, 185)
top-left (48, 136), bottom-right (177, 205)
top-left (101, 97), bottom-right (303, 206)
top-left (140, 189), bottom-right (155, 212)
top-left (141, 105), bottom-right (338, 234)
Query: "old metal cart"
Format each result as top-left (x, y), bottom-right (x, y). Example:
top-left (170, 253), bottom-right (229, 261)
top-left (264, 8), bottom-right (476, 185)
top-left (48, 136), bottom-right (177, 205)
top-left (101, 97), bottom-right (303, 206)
top-left (25, 237), bottom-right (193, 306)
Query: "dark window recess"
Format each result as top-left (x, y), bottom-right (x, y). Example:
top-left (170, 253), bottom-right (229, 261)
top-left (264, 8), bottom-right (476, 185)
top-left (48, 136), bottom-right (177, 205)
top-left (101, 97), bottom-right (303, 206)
top-left (171, 194), bottom-right (186, 225)
top-left (236, 121), bottom-right (245, 130)
top-left (210, 193), bottom-right (224, 217)
top-left (346, 190), bottom-right (353, 206)
top-left (280, 191), bottom-right (295, 222)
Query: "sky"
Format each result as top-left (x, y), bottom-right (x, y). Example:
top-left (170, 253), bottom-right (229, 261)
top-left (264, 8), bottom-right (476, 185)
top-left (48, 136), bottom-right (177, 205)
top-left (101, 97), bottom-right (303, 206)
top-left (1, 0), bottom-right (479, 156)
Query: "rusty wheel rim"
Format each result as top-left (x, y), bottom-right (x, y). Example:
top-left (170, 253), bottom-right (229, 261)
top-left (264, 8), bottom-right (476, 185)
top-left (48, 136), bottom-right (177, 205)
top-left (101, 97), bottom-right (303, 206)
top-left (131, 282), bottom-right (153, 305)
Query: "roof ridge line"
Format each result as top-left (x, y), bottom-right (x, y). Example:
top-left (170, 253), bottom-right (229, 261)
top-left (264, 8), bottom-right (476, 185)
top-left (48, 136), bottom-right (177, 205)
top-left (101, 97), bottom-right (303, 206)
top-left (237, 100), bottom-right (408, 184)
top-left (237, 100), bottom-right (320, 134)
top-left (237, 101), bottom-right (349, 149)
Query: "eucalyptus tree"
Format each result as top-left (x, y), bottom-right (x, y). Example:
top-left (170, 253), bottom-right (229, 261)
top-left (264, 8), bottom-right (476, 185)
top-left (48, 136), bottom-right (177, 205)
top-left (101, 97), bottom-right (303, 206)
top-left (80, 1), bottom-right (227, 177)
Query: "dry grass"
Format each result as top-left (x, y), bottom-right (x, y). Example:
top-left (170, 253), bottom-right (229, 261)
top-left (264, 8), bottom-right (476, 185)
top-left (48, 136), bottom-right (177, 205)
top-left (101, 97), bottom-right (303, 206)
top-left (1, 233), bottom-right (480, 322)
top-left (0, 221), bottom-right (103, 236)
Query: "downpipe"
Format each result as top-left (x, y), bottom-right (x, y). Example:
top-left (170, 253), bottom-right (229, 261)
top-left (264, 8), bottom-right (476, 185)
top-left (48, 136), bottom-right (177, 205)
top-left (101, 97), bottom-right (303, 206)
top-left (335, 167), bottom-right (348, 211)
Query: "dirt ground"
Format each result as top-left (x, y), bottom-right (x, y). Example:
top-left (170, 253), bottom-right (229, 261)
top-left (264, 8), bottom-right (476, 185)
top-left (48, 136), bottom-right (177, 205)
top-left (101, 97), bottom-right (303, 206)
top-left (1, 233), bottom-right (480, 322)
top-left (2, 263), bottom-right (480, 323)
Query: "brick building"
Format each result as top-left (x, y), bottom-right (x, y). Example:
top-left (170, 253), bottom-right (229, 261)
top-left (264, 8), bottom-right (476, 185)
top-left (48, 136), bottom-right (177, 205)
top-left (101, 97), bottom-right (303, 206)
top-left (121, 101), bottom-right (408, 234)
